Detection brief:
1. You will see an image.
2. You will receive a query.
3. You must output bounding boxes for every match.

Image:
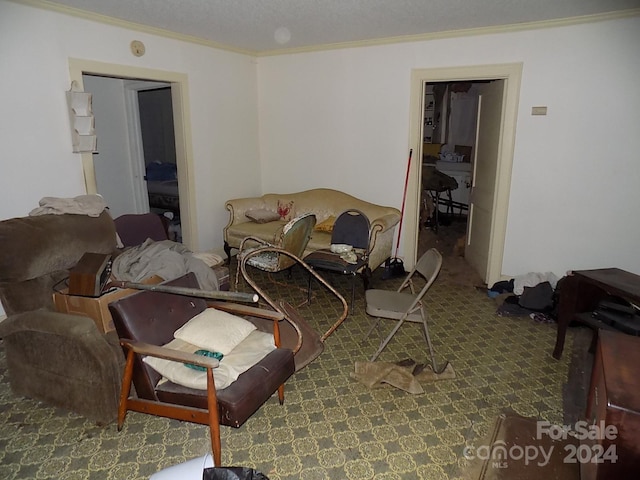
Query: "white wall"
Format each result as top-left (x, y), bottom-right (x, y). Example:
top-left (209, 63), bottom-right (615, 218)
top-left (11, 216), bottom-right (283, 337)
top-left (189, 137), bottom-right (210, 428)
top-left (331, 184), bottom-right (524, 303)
top-left (0, 1), bottom-right (261, 252)
top-left (1, 0), bottom-right (639, 289)
top-left (257, 15), bottom-right (640, 278)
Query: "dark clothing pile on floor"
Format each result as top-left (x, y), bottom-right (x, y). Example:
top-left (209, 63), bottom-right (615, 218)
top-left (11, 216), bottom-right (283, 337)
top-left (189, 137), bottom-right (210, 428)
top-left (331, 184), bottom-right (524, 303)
top-left (488, 272), bottom-right (561, 322)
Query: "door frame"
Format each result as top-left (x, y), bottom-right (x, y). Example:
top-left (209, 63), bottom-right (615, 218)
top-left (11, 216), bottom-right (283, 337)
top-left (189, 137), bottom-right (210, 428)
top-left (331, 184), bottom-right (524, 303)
top-left (405, 63), bottom-right (522, 285)
top-left (68, 58), bottom-right (198, 250)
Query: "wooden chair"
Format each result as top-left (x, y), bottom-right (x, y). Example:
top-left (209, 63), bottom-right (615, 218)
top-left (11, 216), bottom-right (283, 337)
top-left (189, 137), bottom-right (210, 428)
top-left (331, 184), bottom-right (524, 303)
top-left (108, 273), bottom-right (295, 466)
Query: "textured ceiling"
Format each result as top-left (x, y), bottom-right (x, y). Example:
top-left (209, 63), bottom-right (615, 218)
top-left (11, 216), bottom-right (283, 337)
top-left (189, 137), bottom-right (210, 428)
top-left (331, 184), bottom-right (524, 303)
top-left (44, 0), bottom-right (639, 54)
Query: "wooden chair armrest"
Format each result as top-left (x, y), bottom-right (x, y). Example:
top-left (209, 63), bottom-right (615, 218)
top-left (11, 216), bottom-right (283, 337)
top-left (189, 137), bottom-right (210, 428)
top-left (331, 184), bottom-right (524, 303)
top-left (119, 339), bottom-right (220, 369)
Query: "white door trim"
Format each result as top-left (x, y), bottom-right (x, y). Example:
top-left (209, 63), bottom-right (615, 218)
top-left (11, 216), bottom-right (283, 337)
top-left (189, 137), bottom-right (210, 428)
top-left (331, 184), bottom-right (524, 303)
top-left (68, 59), bottom-right (199, 250)
top-left (406, 63), bottom-right (522, 285)
top-left (123, 83), bottom-right (149, 213)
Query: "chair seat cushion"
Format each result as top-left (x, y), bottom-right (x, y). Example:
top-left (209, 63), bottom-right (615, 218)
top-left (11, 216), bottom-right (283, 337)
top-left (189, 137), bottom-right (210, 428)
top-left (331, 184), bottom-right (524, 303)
top-left (156, 347), bottom-right (295, 428)
top-left (365, 289), bottom-right (423, 321)
top-left (244, 250), bottom-right (280, 271)
top-left (144, 330), bottom-right (276, 390)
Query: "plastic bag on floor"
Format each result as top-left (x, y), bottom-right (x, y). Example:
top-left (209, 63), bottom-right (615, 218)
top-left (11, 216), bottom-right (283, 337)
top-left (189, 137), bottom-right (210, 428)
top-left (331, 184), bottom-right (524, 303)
top-left (202, 467), bottom-right (270, 480)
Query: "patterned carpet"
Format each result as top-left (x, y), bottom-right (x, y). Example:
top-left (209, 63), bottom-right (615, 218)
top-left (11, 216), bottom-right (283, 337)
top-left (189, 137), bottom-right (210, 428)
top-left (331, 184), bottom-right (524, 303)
top-left (0, 257), bottom-right (572, 480)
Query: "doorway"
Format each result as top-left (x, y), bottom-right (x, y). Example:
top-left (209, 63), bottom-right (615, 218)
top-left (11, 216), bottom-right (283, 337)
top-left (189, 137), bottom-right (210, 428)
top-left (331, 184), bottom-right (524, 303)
top-left (406, 64), bottom-right (522, 286)
top-left (136, 85), bottom-right (182, 242)
top-left (68, 58), bottom-right (199, 250)
top-left (83, 76), bottom-right (182, 242)
top-left (419, 80), bottom-right (481, 232)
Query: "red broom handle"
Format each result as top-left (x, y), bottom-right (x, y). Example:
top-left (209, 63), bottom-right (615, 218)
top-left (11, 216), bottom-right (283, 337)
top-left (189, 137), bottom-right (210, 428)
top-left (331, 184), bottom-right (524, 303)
top-left (394, 148), bottom-right (413, 257)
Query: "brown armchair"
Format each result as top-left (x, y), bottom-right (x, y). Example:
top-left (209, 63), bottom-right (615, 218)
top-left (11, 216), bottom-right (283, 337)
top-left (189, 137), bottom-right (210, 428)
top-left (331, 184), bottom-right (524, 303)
top-left (114, 212), bottom-right (170, 246)
top-left (108, 273), bottom-right (296, 466)
top-left (0, 211), bottom-right (123, 424)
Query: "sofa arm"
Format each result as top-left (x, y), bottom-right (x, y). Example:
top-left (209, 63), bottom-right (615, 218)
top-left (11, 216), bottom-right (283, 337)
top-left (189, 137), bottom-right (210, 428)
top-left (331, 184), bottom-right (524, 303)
top-left (224, 197), bottom-right (267, 226)
top-left (0, 310), bottom-right (123, 424)
top-left (370, 212), bottom-right (401, 233)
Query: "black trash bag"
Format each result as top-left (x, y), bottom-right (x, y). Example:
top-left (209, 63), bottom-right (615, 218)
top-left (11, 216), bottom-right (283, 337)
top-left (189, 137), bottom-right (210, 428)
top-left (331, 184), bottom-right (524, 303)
top-left (203, 467), bottom-right (270, 480)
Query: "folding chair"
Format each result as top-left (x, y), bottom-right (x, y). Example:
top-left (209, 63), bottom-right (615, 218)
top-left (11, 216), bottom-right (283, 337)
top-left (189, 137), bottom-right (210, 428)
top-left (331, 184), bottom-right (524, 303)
top-left (363, 248), bottom-right (449, 373)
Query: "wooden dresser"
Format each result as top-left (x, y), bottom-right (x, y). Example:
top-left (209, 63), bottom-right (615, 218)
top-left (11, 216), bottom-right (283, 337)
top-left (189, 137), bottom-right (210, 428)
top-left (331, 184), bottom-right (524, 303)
top-left (582, 329), bottom-right (640, 479)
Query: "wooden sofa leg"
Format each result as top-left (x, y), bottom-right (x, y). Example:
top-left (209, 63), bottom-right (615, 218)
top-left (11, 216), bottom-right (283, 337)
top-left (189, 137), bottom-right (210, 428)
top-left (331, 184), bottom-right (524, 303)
top-left (224, 242), bottom-right (232, 265)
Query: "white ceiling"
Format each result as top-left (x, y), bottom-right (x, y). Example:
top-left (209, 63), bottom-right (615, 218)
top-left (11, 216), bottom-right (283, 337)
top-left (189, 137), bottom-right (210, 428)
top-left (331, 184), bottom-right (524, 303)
top-left (45, 0), bottom-right (639, 54)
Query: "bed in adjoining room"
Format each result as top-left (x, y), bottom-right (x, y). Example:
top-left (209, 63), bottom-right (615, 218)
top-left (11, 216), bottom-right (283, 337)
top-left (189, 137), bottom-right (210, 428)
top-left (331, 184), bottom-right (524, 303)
top-left (145, 161), bottom-right (180, 216)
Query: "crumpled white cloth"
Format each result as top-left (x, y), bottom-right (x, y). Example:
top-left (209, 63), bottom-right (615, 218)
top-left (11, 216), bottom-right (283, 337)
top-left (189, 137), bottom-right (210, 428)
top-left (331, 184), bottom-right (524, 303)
top-left (112, 239), bottom-right (219, 291)
top-left (29, 194), bottom-right (107, 217)
top-left (513, 271), bottom-right (559, 296)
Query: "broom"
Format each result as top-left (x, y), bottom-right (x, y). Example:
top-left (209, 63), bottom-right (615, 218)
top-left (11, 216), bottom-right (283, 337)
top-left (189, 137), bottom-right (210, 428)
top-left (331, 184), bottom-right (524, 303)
top-left (382, 148), bottom-right (412, 280)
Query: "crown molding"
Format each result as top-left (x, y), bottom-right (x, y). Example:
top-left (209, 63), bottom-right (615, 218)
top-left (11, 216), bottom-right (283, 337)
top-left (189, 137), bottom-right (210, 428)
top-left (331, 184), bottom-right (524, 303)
top-left (258, 8), bottom-right (640, 57)
top-left (14, 0), bottom-right (640, 58)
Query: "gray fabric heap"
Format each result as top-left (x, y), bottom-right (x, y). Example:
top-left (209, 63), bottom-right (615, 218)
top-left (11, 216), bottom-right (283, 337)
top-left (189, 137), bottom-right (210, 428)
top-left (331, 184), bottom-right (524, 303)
top-left (112, 239), bottom-right (220, 291)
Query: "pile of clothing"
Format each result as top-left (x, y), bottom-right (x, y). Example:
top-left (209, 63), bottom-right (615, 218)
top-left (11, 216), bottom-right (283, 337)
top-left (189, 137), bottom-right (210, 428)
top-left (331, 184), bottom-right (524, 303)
top-left (488, 272), bottom-right (560, 322)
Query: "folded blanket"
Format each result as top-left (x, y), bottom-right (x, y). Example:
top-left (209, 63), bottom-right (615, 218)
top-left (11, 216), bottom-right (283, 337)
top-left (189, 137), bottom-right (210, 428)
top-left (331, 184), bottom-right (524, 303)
top-left (29, 195), bottom-right (107, 217)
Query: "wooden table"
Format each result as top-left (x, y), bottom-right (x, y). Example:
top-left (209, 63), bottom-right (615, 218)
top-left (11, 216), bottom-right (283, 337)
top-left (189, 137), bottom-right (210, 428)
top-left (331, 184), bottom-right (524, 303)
top-left (553, 268), bottom-right (640, 360)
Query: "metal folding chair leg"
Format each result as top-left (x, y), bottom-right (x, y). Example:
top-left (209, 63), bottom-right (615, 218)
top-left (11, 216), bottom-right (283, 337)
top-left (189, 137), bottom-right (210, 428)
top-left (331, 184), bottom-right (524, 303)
top-left (421, 315), bottom-right (449, 375)
top-left (362, 317), bottom-right (380, 341)
top-left (368, 315), bottom-right (409, 362)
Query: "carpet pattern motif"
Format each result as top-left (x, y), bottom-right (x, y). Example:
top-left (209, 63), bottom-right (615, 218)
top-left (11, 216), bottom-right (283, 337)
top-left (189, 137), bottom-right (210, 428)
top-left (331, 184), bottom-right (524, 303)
top-left (0, 259), bottom-right (572, 479)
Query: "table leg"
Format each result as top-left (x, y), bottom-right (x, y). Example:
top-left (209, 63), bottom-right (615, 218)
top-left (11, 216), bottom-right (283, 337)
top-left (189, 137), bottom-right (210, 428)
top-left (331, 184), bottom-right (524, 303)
top-left (350, 274), bottom-right (356, 312)
top-left (553, 275), bottom-right (579, 359)
top-left (361, 266), bottom-right (371, 291)
top-left (553, 274), bottom-right (610, 360)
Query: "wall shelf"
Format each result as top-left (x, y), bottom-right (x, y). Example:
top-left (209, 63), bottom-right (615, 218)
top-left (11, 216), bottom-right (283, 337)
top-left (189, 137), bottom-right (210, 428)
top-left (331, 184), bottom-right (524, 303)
top-left (67, 81), bottom-right (97, 153)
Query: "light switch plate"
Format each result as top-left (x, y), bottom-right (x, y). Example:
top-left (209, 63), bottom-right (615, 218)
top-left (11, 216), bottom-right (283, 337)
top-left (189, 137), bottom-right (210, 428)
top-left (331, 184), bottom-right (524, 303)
top-left (531, 106), bottom-right (547, 115)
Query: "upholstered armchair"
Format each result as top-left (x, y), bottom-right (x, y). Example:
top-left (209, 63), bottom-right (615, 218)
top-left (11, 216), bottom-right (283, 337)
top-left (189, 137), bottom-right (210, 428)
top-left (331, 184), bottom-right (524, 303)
top-left (0, 212), bottom-right (124, 424)
top-left (234, 213), bottom-right (316, 291)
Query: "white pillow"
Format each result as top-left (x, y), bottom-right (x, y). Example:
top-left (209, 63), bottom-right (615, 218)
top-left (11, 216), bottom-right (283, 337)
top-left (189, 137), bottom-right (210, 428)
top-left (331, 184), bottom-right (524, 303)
top-left (143, 332), bottom-right (276, 390)
top-left (174, 308), bottom-right (257, 355)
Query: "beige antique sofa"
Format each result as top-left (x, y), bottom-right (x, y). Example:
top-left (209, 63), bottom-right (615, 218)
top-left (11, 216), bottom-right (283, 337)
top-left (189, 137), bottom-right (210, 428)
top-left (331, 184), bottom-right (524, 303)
top-left (223, 188), bottom-right (401, 272)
